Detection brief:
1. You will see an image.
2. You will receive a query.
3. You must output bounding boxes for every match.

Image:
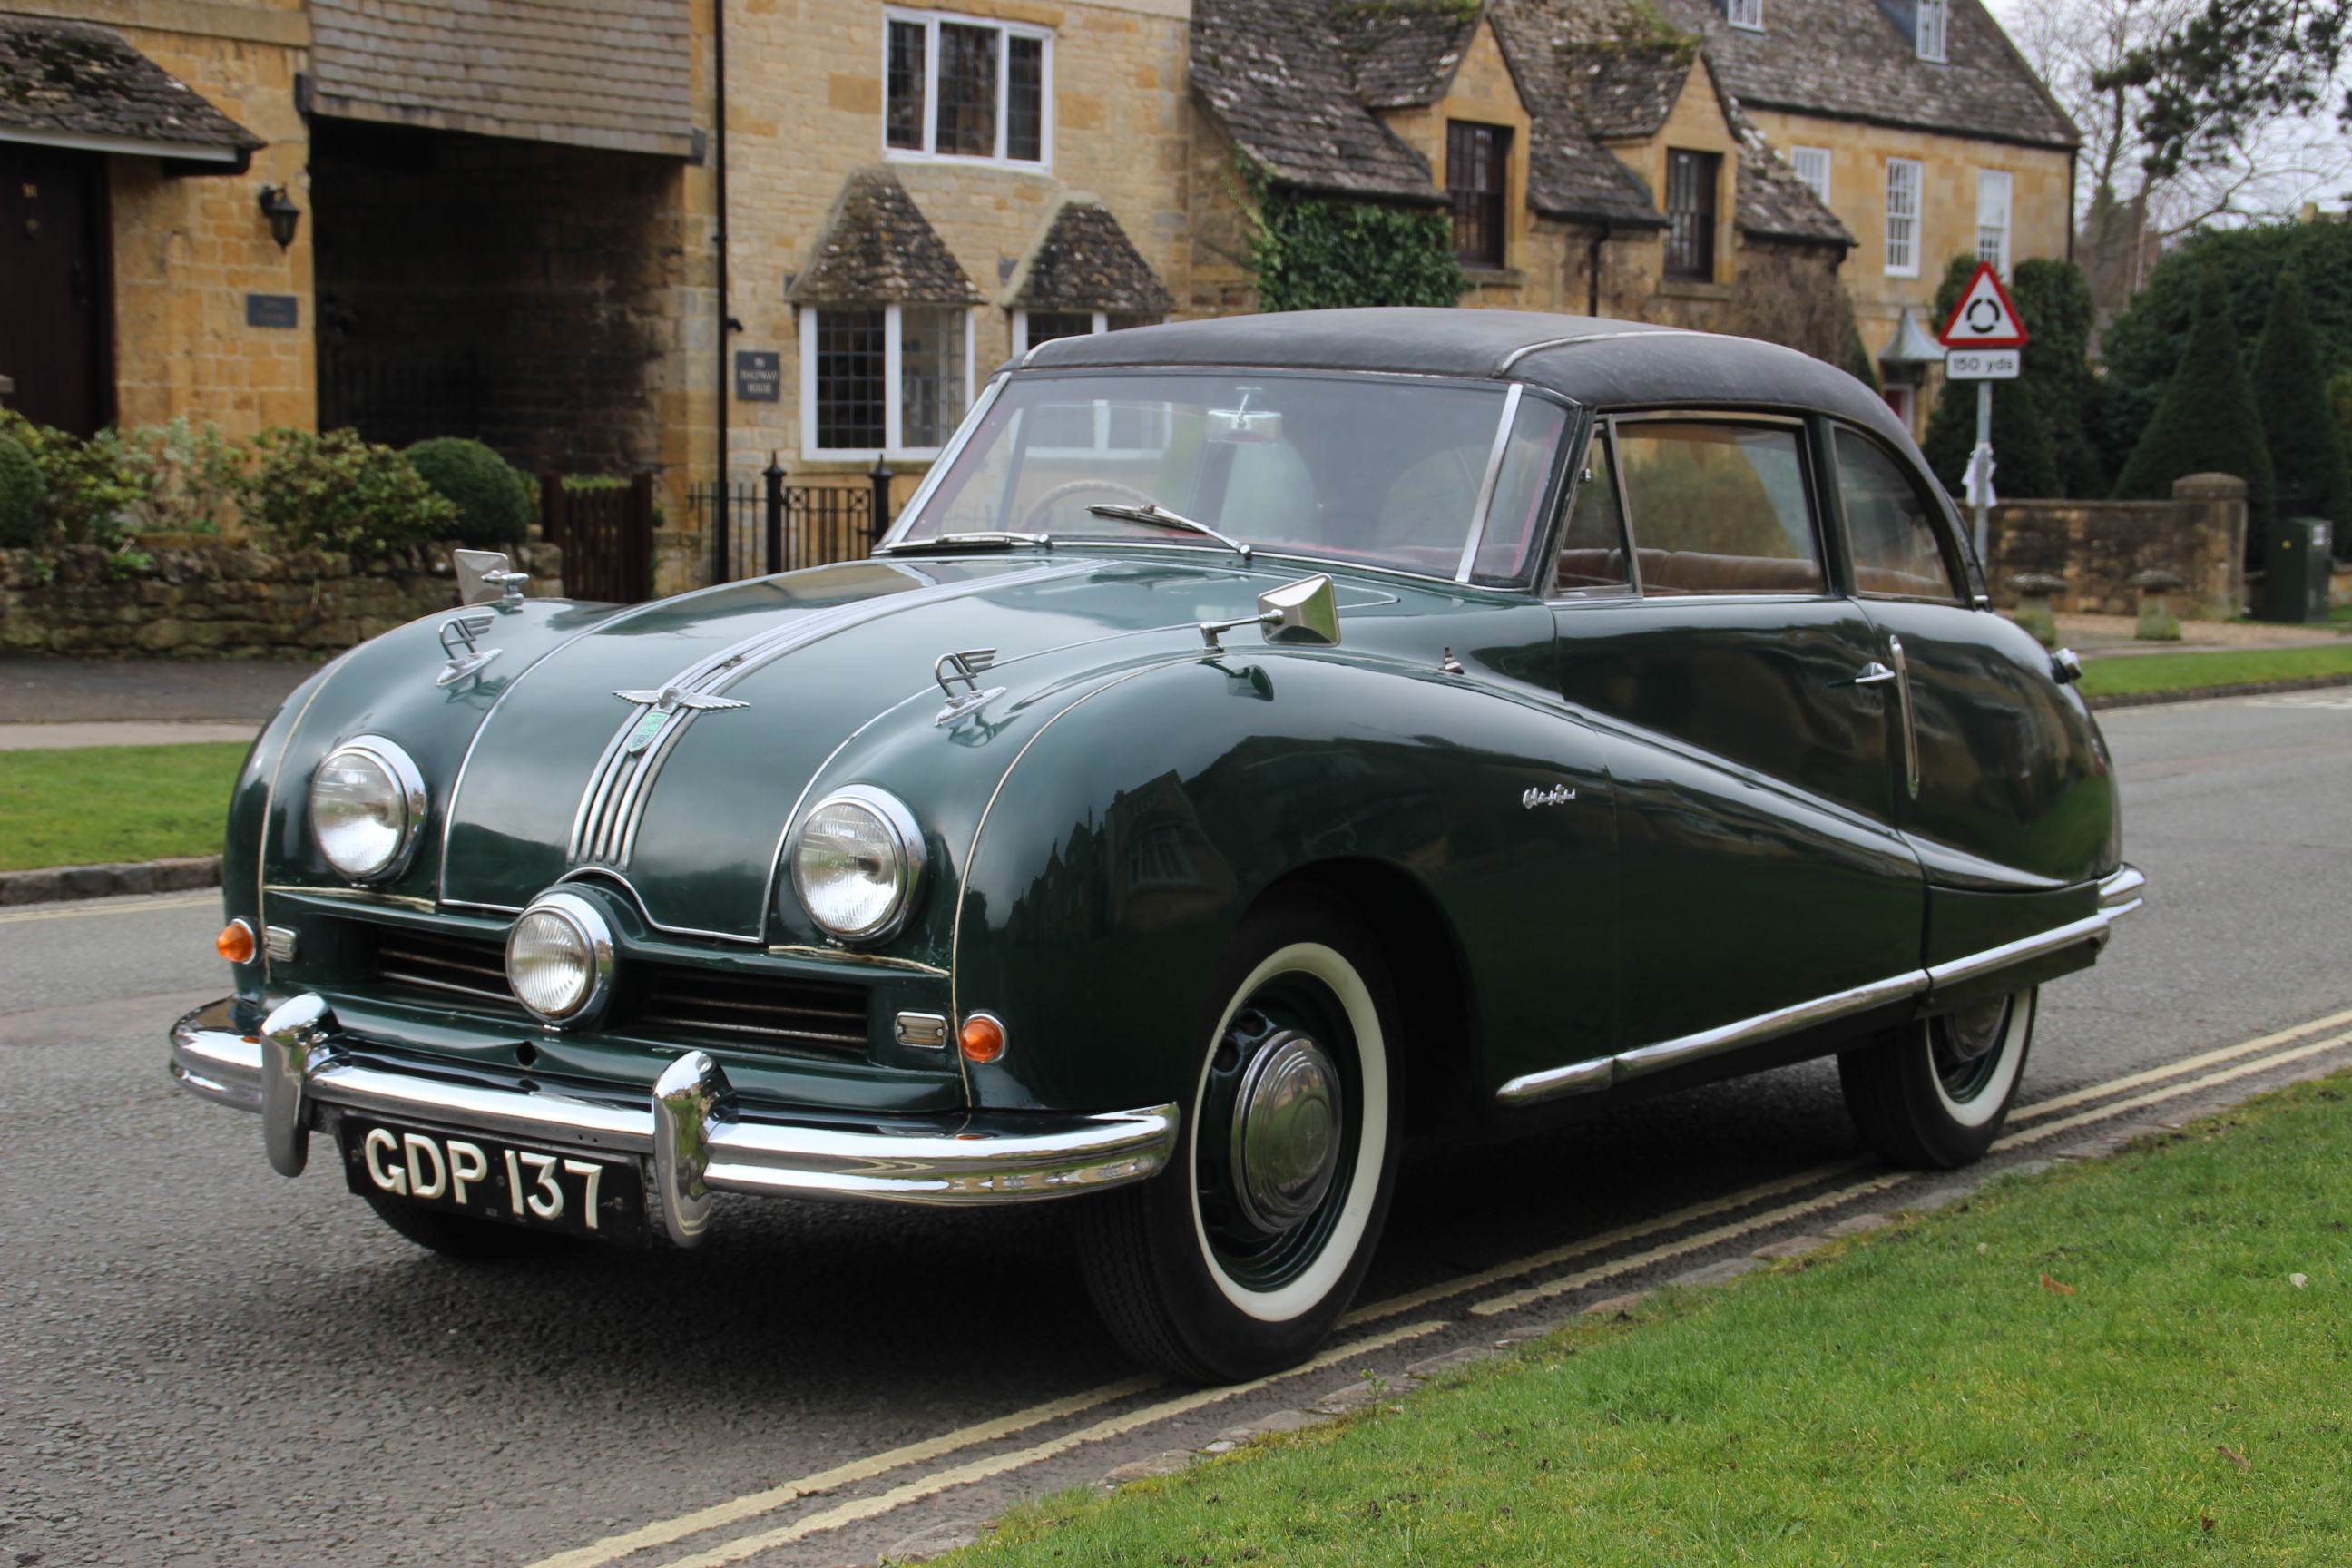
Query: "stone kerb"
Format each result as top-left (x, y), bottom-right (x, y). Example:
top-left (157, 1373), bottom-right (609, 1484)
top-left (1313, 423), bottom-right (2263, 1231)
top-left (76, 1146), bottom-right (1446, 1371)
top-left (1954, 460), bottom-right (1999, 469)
top-left (1986, 473), bottom-right (2246, 619)
top-left (0, 538), bottom-right (565, 659)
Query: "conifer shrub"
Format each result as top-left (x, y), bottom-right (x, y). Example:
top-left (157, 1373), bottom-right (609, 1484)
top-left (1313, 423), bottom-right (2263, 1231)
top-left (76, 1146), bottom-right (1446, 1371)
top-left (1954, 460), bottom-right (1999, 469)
top-left (2112, 266), bottom-right (2275, 550)
top-left (2008, 258), bottom-right (2105, 497)
top-left (0, 430), bottom-right (43, 547)
top-left (404, 437), bottom-right (533, 548)
top-left (2249, 264), bottom-right (2352, 552)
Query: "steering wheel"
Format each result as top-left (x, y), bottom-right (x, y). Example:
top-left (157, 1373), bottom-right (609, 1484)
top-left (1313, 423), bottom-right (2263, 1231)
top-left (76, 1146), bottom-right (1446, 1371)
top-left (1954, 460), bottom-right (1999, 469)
top-left (1020, 478), bottom-right (1162, 532)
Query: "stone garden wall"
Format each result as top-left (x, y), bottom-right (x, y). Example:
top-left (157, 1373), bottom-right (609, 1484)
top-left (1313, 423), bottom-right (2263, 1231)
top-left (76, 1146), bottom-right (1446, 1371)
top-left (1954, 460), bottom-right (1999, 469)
top-left (1985, 473), bottom-right (2248, 618)
top-left (0, 538), bottom-right (564, 659)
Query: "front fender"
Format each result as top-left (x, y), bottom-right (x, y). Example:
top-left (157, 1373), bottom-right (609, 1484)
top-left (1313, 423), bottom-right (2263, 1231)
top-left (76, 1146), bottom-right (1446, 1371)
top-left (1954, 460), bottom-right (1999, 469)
top-left (943, 652), bottom-right (1620, 1112)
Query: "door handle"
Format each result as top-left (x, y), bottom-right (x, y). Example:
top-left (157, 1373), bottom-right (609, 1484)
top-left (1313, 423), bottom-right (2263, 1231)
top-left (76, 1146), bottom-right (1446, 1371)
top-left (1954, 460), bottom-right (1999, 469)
top-left (1852, 662), bottom-right (1899, 686)
top-left (1887, 635), bottom-right (1919, 800)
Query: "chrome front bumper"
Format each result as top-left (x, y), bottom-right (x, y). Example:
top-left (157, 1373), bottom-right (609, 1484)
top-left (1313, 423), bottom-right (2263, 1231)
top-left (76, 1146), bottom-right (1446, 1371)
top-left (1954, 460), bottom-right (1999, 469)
top-left (169, 995), bottom-right (1179, 1242)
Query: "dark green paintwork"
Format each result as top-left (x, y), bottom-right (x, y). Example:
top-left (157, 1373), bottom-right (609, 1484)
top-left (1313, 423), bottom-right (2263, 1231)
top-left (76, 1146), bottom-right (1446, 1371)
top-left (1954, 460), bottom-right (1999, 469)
top-left (223, 412), bottom-right (2117, 1141)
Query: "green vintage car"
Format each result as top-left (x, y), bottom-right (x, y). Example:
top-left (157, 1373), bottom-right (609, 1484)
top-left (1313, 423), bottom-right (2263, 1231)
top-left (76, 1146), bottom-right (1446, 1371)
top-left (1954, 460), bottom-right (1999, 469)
top-left (172, 309), bottom-right (2141, 1382)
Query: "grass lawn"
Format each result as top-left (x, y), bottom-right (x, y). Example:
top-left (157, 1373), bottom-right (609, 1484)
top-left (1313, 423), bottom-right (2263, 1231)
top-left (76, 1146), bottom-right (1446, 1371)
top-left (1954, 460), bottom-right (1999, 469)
top-left (966, 1075), bottom-right (2352, 1565)
top-left (2078, 642), bottom-right (2352, 699)
top-left (0, 742), bottom-right (246, 870)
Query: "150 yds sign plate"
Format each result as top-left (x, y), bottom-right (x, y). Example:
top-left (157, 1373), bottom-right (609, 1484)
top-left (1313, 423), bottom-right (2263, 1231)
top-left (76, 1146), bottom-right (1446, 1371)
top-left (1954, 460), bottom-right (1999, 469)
top-left (337, 1117), bottom-right (648, 1242)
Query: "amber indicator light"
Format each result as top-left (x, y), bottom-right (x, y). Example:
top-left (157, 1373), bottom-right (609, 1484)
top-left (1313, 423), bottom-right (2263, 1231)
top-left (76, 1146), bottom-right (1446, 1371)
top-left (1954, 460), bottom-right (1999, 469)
top-left (959, 1014), bottom-right (1006, 1063)
top-left (216, 919), bottom-right (257, 964)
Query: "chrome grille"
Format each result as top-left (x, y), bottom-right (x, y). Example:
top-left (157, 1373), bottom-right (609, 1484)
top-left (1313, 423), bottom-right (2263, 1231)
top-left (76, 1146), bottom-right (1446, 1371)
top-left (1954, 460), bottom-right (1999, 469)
top-left (375, 927), bottom-right (516, 1009)
top-left (632, 965), bottom-right (868, 1056)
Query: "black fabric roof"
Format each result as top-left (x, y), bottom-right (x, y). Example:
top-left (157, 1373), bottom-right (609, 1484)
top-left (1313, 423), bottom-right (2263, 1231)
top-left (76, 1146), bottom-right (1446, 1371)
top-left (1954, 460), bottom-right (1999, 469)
top-left (1019, 307), bottom-right (1911, 444)
top-left (788, 170), bottom-right (985, 306)
top-left (1013, 203), bottom-right (1177, 314)
top-left (0, 15), bottom-right (263, 162)
top-left (1656, 0), bottom-right (2076, 148)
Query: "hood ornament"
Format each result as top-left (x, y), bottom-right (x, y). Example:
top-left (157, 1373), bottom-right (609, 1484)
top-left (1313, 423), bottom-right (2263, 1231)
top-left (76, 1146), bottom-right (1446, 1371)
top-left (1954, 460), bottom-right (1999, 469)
top-left (612, 683), bottom-right (750, 754)
top-left (934, 649), bottom-right (1006, 726)
top-left (434, 614), bottom-right (502, 688)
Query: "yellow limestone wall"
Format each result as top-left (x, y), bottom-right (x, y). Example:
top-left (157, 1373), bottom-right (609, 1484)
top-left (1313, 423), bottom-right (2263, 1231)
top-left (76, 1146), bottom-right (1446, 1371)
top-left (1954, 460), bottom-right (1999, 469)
top-left (1377, 18), bottom-right (1532, 305)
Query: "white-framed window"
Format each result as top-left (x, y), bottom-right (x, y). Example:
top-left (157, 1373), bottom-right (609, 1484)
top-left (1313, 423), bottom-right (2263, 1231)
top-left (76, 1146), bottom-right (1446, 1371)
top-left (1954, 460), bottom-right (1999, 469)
top-left (1012, 309), bottom-right (1161, 357)
top-left (1884, 158), bottom-right (1922, 277)
top-left (799, 304), bottom-right (975, 459)
top-left (1725, 0), bottom-right (1764, 29)
top-left (1975, 170), bottom-right (2013, 275)
top-left (885, 8), bottom-right (1052, 167)
top-left (1790, 146), bottom-right (1831, 206)
top-left (1915, 0), bottom-right (1947, 60)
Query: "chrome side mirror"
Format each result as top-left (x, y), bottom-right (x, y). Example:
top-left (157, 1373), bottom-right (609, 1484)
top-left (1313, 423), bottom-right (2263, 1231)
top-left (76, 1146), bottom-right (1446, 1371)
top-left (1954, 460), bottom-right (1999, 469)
top-left (455, 549), bottom-right (528, 609)
top-left (1258, 573), bottom-right (1340, 645)
top-left (1199, 573), bottom-right (1341, 651)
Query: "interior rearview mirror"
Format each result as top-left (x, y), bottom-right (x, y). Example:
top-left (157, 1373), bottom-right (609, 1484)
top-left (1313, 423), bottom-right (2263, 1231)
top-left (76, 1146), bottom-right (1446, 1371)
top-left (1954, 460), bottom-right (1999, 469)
top-left (1207, 407), bottom-right (1281, 443)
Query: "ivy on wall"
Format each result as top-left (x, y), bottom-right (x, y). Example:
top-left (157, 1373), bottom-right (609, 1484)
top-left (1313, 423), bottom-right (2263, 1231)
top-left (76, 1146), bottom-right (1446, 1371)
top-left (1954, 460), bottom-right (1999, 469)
top-left (1240, 159), bottom-right (1466, 312)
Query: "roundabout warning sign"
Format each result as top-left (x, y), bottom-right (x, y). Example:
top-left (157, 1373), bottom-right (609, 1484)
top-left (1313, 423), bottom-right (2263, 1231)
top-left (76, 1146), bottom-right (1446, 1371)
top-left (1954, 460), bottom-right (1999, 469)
top-left (1938, 261), bottom-right (2029, 378)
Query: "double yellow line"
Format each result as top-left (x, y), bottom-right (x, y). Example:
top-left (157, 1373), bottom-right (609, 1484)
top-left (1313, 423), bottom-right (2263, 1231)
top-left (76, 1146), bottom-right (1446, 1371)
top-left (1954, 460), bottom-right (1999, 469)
top-left (521, 1004), bottom-right (2352, 1568)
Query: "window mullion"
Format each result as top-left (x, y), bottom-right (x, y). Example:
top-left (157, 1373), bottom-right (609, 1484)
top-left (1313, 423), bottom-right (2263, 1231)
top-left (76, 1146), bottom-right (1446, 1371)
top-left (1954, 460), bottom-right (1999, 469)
top-left (926, 18), bottom-right (940, 154)
top-left (885, 305), bottom-right (904, 456)
top-left (995, 24), bottom-right (1009, 160)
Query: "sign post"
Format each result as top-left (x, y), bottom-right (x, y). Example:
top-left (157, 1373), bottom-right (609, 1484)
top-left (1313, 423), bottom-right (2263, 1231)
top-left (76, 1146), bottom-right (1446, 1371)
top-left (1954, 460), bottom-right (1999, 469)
top-left (1936, 261), bottom-right (2030, 568)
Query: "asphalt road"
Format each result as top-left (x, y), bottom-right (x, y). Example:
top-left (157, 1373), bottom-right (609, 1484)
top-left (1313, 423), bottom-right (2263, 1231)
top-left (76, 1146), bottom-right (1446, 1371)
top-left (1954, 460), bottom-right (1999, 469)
top-left (5, 690), bottom-right (2349, 1568)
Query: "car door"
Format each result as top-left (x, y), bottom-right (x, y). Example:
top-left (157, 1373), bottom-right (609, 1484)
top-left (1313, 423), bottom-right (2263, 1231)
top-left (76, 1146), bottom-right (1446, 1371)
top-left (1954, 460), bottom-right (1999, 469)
top-left (1548, 414), bottom-right (1926, 1060)
top-left (1827, 422), bottom-right (2118, 965)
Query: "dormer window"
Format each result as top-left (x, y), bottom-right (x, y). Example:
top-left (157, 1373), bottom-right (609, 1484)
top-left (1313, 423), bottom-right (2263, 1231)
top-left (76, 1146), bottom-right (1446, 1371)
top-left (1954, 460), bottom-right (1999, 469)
top-left (1726, 0), bottom-right (1763, 30)
top-left (1447, 122), bottom-right (1511, 266)
top-left (1915, 0), bottom-right (1947, 60)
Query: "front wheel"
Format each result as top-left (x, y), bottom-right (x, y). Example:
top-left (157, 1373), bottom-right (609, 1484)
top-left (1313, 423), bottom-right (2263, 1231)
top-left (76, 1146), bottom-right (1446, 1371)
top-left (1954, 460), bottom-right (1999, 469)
top-left (1075, 893), bottom-right (1401, 1383)
top-left (1839, 987), bottom-right (2037, 1169)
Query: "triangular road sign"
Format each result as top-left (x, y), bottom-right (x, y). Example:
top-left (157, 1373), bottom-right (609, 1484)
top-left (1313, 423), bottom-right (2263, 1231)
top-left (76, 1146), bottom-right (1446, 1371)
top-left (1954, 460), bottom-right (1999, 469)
top-left (1937, 261), bottom-right (2029, 349)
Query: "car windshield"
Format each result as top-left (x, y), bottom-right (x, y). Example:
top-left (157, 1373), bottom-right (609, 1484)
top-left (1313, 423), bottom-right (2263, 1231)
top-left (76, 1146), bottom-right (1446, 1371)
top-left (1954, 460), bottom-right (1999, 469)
top-left (892, 372), bottom-right (1567, 583)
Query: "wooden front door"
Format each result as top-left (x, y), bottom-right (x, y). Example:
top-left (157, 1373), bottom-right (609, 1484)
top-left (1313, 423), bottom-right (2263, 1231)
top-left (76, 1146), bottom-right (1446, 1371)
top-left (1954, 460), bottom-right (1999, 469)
top-left (0, 144), bottom-right (112, 436)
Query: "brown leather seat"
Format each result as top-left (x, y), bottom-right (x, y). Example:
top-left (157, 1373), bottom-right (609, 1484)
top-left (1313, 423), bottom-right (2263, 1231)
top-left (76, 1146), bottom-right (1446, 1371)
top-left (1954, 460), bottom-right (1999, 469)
top-left (1634, 549), bottom-right (1822, 594)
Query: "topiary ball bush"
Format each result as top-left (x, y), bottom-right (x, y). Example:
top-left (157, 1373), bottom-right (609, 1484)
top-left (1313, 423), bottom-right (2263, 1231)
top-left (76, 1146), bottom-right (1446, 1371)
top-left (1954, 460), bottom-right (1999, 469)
top-left (0, 431), bottom-right (44, 547)
top-left (404, 437), bottom-right (532, 548)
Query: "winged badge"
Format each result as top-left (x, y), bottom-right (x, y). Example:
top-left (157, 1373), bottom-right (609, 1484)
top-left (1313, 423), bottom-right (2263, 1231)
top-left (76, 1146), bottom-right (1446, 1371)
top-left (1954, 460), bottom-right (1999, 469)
top-left (613, 683), bottom-right (750, 714)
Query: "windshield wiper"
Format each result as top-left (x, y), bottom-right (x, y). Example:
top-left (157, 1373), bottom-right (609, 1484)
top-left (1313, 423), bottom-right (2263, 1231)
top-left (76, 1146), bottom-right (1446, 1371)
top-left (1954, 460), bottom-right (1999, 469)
top-left (878, 531), bottom-right (1053, 554)
top-left (1085, 503), bottom-right (1253, 563)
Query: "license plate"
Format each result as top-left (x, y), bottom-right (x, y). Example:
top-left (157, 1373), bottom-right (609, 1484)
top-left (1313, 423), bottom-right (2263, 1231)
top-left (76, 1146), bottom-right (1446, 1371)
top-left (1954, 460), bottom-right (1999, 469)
top-left (337, 1116), bottom-right (647, 1243)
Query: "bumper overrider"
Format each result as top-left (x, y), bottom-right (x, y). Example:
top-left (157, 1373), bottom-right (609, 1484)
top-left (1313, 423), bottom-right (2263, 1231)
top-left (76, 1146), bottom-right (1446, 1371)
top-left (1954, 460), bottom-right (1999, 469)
top-left (169, 994), bottom-right (1180, 1246)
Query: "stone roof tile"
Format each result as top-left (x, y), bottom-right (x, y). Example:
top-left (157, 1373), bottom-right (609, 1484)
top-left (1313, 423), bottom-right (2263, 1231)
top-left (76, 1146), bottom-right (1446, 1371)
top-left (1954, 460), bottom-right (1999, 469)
top-left (1191, 0), bottom-right (1442, 201)
top-left (1012, 202), bottom-right (1178, 314)
top-left (789, 170), bottom-right (986, 306)
top-left (1330, 1), bottom-right (1484, 109)
top-left (0, 15), bottom-right (264, 158)
top-left (1656, 0), bottom-right (2076, 148)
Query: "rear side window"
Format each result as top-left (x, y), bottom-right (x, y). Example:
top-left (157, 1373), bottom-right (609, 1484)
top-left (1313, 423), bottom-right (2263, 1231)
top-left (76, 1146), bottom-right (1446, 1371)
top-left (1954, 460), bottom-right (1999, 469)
top-left (1550, 426), bottom-right (1634, 596)
top-left (1617, 421), bottom-right (1824, 596)
top-left (1835, 429), bottom-right (1964, 602)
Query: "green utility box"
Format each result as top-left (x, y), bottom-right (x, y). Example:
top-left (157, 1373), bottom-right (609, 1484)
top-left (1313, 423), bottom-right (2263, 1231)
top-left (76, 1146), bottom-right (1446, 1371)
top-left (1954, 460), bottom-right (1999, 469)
top-left (2263, 515), bottom-right (2333, 622)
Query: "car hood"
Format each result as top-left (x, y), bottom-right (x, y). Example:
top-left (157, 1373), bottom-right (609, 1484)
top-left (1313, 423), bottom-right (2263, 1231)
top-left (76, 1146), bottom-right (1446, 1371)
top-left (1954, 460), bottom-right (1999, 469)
top-left (437, 553), bottom-right (1331, 936)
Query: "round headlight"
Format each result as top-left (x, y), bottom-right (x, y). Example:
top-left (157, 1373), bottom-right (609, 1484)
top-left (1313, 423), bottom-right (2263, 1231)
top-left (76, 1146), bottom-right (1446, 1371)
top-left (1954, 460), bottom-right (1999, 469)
top-left (310, 737), bottom-right (427, 882)
top-left (789, 786), bottom-right (926, 944)
top-left (505, 891), bottom-right (614, 1025)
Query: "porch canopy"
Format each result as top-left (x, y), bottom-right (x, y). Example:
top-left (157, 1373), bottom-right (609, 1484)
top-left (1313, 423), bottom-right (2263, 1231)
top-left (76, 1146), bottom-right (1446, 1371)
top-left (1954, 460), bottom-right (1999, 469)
top-left (0, 15), bottom-right (264, 171)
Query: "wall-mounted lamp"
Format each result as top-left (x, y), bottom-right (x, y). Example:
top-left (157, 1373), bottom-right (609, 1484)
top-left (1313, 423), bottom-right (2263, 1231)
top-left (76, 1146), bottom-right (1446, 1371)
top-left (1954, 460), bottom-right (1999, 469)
top-left (257, 185), bottom-right (302, 250)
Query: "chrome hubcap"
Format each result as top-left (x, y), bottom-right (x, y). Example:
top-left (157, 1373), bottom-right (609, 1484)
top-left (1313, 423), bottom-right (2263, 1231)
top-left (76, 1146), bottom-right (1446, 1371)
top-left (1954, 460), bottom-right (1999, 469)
top-left (1228, 1031), bottom-right (1342, 1233)
top-left (1934, 995), bottom-right (2013, 1101)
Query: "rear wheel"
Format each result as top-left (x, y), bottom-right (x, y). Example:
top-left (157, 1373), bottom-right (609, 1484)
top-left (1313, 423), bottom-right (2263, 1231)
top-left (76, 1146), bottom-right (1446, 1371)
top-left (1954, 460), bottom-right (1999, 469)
top-left (1839, 987), bottom-right (2036, 1169)
top-left (1076, 893), bottom-right (1401, 1383)
top-left (360, 1191), bottom-right (553, 1260)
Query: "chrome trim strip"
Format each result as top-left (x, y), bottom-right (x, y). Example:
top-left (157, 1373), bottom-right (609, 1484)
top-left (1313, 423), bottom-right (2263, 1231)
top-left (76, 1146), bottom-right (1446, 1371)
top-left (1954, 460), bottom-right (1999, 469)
top-left (1612, 969), bottom-right (1929, 1083)
top-left (1886, 634), bottom-right (1920, 800)
top-left (264, 884), bottom-right (437, 912)
top-left (1497, 871), bottom-right (2150, 1108)
top-left (1492, 328), bottom-right (1706, 375)
top-left (1924, 912), bottom-right (2111, 995)
top-left (767, 945), bottom-right (951, 976)
top-left (1455, 381), bottom-right (1524, 583)
top-left (1493, 1054), bottom-right (1612, 1107)
top-left (169, 994), bottom-right (1181, 1209)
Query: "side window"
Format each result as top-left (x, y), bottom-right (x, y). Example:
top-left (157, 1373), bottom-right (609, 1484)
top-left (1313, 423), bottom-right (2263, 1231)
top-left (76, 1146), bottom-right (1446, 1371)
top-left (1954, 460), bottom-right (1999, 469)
top-left (1617, 420), bottom-right (1824, 595)
top-left (1550, 425), bottom-right (1634, 596)
top-left (1835, 428), bottom-right (1964, 602)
